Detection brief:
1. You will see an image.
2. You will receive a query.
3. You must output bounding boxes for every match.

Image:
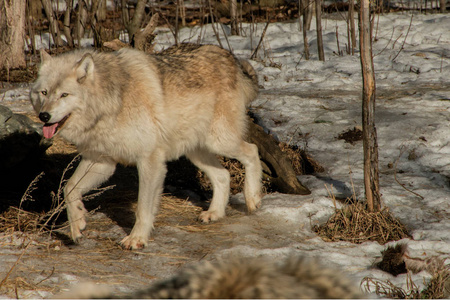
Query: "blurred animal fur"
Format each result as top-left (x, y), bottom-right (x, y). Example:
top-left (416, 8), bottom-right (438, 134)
top-left (30, 44), bottom-right (262, 249)
top-left (57, 255), bottom-right (364, 299)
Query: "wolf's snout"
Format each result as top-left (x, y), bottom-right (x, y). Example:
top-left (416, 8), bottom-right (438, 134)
top-left (39, 112), bottom-right (51, 123)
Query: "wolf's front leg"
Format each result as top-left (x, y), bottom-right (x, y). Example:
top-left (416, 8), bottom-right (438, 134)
top-left (120, 154), bottom-right (167, 250)
top-left (65, 158), bottom-right (116, 242)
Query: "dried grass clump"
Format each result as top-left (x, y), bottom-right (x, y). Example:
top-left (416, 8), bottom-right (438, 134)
top-left (157, 195), bottom-right (203, 225)
top-left (0, 207), bottom-right (43, 233)
top-left (279, 142), bottom-right (324, 175)
top-left (362, 265), bottom-right (450, 299)
top-left (420, 267), bottom-right (450, 299)
top-left (197, 143), bottom-right (322, 195)
top-left (314, 200), bottom-right (411, 245)
top-left (362, 275), bottom-right (421, 299)
top-left (196, 157), bottom-right (270, 195)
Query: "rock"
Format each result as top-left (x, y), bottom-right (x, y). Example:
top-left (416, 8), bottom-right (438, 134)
top-left (0, 105), bottom-right (13, 123)
top-left (0, 105), bottom-right (52, 208)
top-left (0, 105), bottom-right (51, 170)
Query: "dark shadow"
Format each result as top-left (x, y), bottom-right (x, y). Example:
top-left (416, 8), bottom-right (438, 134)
top-left (314, 175), bottom-right (356, 202)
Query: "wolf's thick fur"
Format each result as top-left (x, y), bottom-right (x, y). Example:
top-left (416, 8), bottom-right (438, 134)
top-left (57, 256), bottom-right (364, 299)
top-left (30, 44), bottom-right (262, 249)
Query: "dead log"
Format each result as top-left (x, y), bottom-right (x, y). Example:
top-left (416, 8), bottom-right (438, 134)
top-left (247, 120), bottom-right (311, 195)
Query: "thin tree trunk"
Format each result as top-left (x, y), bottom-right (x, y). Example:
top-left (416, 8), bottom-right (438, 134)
top-left (41, 0), bottom-right (65, 47)
top-left (348, 0), bottom-right (356, 55)
top-left (315, 0), bottom-right (324, 61)
top-left (298, 0), bottom-right (302, 31)
top-left (305, 0), bottom-right (313, 30)
top-left (302, 0), bottom-right (310, 59)
top-left (359, 0), bottom-right (381, 212)
top-left (97, 0), bottom-right (107, 21)
top-left (28, 0), bottom-right (42, 22)
top-left (179, 0), bottom-right (186, 27)
top-left (123, 0), bottom-right (147, 41)
top-left (64, 0), bottom-right (74, 47)
top-left (440, 0), bottom-right (446, 12)
top-left (76, 0), bottom-right (88, 46)
top-left (0, 0), bottom-right (26, 70)
top-left (230, 0), bottom-right (239, 35)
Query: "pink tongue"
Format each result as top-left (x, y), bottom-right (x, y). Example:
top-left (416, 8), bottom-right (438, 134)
top-left (43, 123), bottom-right (58, 139)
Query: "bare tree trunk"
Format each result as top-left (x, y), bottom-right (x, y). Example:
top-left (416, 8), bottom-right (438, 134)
top-left (359, 0), bottom-right (381, 212)
top-left (97, 0), bottom-right (108, 21)
top-left (230, 0), bottom-right (239, 35)
top-left (298, 0), bottom-right (302, 31)
top-left (41, 0), bottom-right (65, 47)
top-left (315, 0), bottom-right (324, 61)
top-left (301, 0), bottom-right (310, 59)
top-left (348, 0), bottom-right (356, 55)
top-left (122, 0), bottom-right (147, 42)
top-left (0, 0), bottom-right (26, 70)
top-left (440, 0), bottom-right (446, 12)
top-left (179, 0), bottom-right (186, 27)
top-left (76, 0), bottom-right (88, 46)
top-left (28, 0), bottom-right (43, 22)
top-left (305, 0), bottom-right (313, 30)
top-left (64, 0), bottom-right (74, 47)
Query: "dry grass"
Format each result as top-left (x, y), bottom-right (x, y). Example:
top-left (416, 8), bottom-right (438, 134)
top-left (313, 185), bottom-right (411, 245)
top-left (194, 142), bottom-right (321, 195)
top-left (314, 201), bottom-right (411, 244)
top-left (279, 142), bottom-right (324, 175)
top-left (361, 266), bottom-right (450, 299)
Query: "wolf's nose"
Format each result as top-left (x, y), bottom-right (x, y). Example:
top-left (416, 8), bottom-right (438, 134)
top-left (39, 112), bottom-right (51, 123)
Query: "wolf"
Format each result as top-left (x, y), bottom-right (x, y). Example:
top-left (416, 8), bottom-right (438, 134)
top-left (30, 44), bottom-right (262, 250)
top-left (56, 255), bottom-right (364, 299)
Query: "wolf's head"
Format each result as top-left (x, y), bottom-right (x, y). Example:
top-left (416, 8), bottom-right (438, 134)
top-left (30, 50), bottom-right (96, 139)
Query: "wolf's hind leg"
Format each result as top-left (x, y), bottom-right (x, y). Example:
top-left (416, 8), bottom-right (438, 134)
top-left (186, 149), bottom-right (230, 223)
top-left (65, 158), bottom-right (116, 242)
top-left (229, 141), bottom-right (262, 213)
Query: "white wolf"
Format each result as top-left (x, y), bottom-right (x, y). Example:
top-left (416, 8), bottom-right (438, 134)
top-left (30, 44), bottom-right (262, 249)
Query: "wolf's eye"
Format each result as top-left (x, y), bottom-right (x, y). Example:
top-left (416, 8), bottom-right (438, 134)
top-left (41, 90), bottom-right (47, 96)
top-left (61, 93), bottom-right (69, 98)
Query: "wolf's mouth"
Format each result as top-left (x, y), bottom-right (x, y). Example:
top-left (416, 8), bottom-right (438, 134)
top-left (42, 114), bottom-right (71, 139)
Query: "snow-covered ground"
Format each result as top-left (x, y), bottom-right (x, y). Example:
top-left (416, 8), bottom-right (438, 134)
top-left (1, 11), bottom-right (449, 298)
top-left (153, 12), bottom-right (450, 293)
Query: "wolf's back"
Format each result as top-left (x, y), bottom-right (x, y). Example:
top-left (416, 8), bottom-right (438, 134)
top-left (156, 43), bottom-right (259, 106)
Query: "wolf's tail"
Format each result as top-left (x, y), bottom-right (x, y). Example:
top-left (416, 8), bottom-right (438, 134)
top-left (238, 59), bottom-right (259, 106)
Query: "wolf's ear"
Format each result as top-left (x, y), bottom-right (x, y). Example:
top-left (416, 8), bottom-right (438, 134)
top-left (75, 53), bottom-right (95, 83)
top-left (40, 50), bottom-right (52, 63)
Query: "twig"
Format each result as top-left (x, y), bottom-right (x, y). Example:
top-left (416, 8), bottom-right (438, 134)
top-left (218, 23), bottom-right (233, 54)
top-left (35, 267), bottom-right (55, 286)
top-left (393, 146), bottom-right (424, 200)
top-left (251, 19), bottom-right (270, 60)
top-left (207, 0), bottom-right (223, 49)
top-left (0, 240), bottom-right (31, 288)
top-left (374, 25), bottom-right (395, 57)
top-left (335, 25), bottom-right (342, 56)
top-left (392, 13), bottom-right (414, 61)
top-left (325, 184), bottom-right (337, 209)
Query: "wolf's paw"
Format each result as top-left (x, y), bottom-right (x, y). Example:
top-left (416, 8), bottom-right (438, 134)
top-left (69, 213), bottom-right (87, 243)
top-left (246, 197), bottom-right (262, 214)
top-left (120, 235), bottom-right (148, 250)
top-left (199, 210), bottom-right (225, 224)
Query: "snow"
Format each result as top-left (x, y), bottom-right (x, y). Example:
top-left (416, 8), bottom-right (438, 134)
top-left (153, 11), bottom-right (450, 295)
top-left (1, 11), bottom-right (449, 298)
